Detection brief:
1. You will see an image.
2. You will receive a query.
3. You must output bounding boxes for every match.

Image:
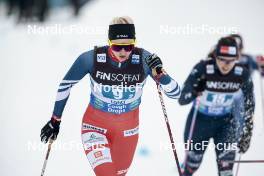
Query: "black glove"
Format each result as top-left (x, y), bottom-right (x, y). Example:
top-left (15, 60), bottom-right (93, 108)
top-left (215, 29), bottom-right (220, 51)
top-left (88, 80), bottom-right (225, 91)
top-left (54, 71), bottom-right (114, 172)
top-left (40, 117), bottom-right (61, 143)
top-left (145, 54), bottom-right (163, 74)
top-left (194, 78), bottom-right (205, 93)
top-left (192, 73), bottom-right (206, 96)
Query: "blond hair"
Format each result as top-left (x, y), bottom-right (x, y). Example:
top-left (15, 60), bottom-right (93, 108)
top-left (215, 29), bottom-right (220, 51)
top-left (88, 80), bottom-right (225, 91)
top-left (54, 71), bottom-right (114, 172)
top-left (110, 16), bottom-right (134, 25)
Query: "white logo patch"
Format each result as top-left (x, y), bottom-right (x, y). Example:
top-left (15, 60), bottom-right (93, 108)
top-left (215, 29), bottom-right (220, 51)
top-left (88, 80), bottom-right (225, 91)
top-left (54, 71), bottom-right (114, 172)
top-left (82, 132), bottom-right (108, 149)
top-left (124, 126), bottom-right (139, 137)
top-left (82, 132), bottom-right (111, 169)
top-left (82, 123), bottom-right (107, 134)
top-left (234, 66), bottom-right (243, 75)
top-left (87, 147), bottom-right (112, 169)
top-left (117, 34), bottom-right (128, 38)
top-left (206, 65), bottom-right (214, 74)
top-left (97, 54), bottom-right (106, 63)
top-left (229, 47), bottom-right (237, 55)
top-left (131, 54), bottom-right (140, 64)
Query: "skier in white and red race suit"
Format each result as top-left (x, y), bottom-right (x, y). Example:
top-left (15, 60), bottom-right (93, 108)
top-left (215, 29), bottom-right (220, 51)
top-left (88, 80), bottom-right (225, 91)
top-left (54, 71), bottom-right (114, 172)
top-left (40, 16), bottom-right (181, 176)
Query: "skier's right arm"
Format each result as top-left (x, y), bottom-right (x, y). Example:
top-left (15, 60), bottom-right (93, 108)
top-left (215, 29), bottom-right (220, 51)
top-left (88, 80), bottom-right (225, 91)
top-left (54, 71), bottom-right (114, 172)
top-left (40, 50), bottom-right (93, 143)
top-left (52, 50), bottom-right (93, 118)
top-left (178, 61), bottom-right (205, 105)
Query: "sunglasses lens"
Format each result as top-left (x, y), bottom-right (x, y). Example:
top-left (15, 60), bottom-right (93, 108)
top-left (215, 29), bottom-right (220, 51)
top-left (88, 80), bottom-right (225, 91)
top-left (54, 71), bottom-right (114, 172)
top-left (124, 45), bottom-right (134, 51)
top-left (111, 44), bottom-right (134, 52)
top-left (111, 45), bottom-right (121, 52)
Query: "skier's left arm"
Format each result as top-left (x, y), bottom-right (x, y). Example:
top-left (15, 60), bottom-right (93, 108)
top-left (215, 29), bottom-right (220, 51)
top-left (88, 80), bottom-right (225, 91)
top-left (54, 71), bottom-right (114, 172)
top-left (238, 71), bottom-right (255, 153)
top-left (142, 50), bottom-right (181, 99)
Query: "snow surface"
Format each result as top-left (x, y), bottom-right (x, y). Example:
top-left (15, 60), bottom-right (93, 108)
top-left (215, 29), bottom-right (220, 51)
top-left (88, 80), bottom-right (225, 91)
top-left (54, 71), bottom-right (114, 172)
top-left (0, 0), bottom-right (264, 175)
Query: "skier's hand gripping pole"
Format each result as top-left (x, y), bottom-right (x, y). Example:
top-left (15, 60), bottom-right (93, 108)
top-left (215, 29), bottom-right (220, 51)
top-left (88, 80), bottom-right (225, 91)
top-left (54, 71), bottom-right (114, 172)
top-left (40, 116), bottom-right (60, 175)
top-left (156, 83), bottom-right (183, 176)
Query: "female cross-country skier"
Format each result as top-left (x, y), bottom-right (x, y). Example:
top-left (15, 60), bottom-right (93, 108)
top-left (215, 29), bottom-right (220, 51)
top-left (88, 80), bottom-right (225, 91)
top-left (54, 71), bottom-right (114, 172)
top-left (40, 16), bottom-right (181, 176)
top-left (179, 36), bottom-right (255, 176)
top-left (209, 33), bottom-right (263, 143)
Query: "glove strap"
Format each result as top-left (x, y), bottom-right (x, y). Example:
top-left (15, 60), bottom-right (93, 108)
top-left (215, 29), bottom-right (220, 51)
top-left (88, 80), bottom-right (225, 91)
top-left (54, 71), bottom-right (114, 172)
top-left (51, 115), bottom-right (61, 123)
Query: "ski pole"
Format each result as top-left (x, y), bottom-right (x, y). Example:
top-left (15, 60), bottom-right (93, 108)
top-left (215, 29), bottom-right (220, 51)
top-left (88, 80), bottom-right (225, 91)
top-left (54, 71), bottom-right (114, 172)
top-left (182, 98), bottom-right (200, 170)
top-left (235, 155), bottom-right (242, 176)
top-left (220, 160), bottom-right (264, 164)
top-left (41, 139), bottom-right (54, 176)
top-left (156, 83), bottom-right (182, 176)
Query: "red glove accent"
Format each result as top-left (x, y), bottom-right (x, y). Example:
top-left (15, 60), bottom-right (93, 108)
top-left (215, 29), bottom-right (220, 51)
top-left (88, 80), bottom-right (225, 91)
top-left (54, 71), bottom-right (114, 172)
top-left (51, 115), bottom-right (61, 122)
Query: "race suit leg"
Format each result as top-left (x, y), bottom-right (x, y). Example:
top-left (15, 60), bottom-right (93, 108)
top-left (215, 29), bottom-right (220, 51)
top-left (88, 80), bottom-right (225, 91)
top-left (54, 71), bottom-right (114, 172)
top-left (214, 116), bottom-right (237, 176)
top-left (81, 105), bottom-right (139, 176)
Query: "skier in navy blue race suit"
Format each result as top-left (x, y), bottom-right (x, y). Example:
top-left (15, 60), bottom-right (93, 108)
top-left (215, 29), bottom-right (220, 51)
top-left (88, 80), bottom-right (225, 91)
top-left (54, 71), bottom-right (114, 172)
top-left (209, 34), bottom-right (264, 141)
top-left (40, 16), bottom-right (181, 176)
top-left (179, 37), bottom-right (255, 176)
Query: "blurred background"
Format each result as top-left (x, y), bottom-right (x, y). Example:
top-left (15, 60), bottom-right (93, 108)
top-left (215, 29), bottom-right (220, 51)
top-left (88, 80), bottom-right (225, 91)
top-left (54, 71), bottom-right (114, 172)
top-left (0, 0), bottom-right (263, 175)
top-left (2, 0), bottom-right (93, 22)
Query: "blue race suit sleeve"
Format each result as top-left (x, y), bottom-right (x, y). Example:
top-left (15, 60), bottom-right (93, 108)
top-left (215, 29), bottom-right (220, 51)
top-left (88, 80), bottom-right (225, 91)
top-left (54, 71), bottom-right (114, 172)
top-left (52, 50), bottom-right (94, 118)
top-left (142, 49), bottom-right (181, 99)
top-left (178, 60), bottom-right (205, 105)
